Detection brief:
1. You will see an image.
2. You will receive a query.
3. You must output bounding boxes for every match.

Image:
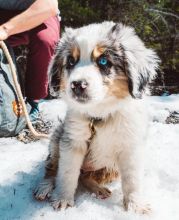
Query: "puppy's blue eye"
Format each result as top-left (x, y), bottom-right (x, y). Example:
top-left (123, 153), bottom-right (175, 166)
top-left (97, 56), bottom-right (112, 70)
top-left (98, 57), bottom-right (108, 66)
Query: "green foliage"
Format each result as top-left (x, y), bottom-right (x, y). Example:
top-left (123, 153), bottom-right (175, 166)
top-left (59, 0), bottom-right (101, 28)
top-left (59, 0), bottom-right (179, 73)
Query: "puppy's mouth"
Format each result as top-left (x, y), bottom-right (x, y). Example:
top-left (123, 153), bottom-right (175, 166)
top-left (72, 94), bottom-right (89, 103)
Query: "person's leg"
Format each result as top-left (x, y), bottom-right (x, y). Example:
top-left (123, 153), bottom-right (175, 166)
top-left (25, 16), bottom-right (60, 100)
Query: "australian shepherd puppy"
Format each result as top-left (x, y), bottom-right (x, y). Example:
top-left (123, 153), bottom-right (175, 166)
top-left (34, 22), bottom-right (159, 214)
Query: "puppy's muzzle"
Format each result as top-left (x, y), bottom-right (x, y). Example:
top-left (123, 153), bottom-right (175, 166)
top-left (71, 80), bottom-right (89, 103)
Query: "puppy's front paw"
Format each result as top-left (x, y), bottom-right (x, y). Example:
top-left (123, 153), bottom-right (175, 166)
top-left (123, 196), bottom-right (151, 215)
top-left (50, 195), bottom-right (74, 210)
top-left (34, 179), bottom-right (54, 201)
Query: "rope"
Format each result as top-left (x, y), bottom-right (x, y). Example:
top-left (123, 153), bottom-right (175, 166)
top-left (0, 41), bottom-right (49, 139)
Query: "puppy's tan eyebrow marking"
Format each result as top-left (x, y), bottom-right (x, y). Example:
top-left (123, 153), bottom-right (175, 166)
top-left (71, 45), bottom-right (80, 61)
top-left (92, 45), bottom-right (106, 60)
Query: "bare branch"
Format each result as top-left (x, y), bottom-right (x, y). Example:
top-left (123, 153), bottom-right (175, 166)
top-left (145, 8), bottom-right (179, 20)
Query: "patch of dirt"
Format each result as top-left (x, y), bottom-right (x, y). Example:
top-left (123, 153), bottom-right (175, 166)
top-left (17, 114), bottom-right (53, 143)
top-left (166, 111), bottom-right (179, 124)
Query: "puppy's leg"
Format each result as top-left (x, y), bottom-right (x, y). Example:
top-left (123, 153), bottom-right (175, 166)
top-left (34, 125), bottom-right (62, 201)
top-left (80, 168), bottom-right (118, 199)
top-left (119, 150), bottom-right (151, 214)
top-left (80, 168), bottom-right (112, 199)
top-left (50, 142), bottom-right (87, 210)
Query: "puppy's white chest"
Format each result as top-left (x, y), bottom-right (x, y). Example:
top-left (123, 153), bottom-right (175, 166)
top-left (84, 116), bottom-right (124, 170)
top-left (84, 109), bottom-right (146, 171)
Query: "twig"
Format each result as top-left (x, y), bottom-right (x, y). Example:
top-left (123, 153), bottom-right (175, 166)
top-left (145, 8), bottom-right (179, 19)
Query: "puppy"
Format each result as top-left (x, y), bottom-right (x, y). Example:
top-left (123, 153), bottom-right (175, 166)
top-left (34, 22), bottom-right (159, 214)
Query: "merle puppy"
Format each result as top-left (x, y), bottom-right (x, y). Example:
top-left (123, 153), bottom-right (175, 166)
top-left (34, 22), bottom-right (159, 214)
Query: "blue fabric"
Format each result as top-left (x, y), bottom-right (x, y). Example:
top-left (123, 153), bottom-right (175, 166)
top-left (0, 44), bottom-right (29, 137)
top-left (0, 0), bottom-right (35, 10)
top-left (27, 99), bottom-right (40, 121)
top-left (29, 106), bottom-right (40, 121)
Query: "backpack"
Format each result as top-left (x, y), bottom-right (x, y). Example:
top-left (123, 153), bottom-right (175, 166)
top-left (0, 43), bottom-right (28, 137)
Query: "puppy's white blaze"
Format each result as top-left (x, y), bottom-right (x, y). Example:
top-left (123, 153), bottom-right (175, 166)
top-left (75, 22), bottom-right (113, 48)
top-left (76, 38), bottom-right (91, 61)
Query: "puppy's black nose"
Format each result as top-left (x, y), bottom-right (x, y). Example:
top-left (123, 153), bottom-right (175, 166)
top-left (71, 80), bottom-right (88, 96)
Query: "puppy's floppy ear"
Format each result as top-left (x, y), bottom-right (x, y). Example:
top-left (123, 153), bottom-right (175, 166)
top-left (48, 27), bottom-right (76, 97)
top-left (110, 23), bottom-right (160, 98)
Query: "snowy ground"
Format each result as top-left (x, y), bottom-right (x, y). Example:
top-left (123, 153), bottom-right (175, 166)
top-left (0, 95), bottom-right (179, 220)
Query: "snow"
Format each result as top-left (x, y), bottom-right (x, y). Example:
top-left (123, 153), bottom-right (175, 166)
top-left (0, 95), bottom-right (179, 220)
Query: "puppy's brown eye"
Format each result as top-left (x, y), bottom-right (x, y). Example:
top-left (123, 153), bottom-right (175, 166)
top-left (67, 56), bottom-right (76, 69)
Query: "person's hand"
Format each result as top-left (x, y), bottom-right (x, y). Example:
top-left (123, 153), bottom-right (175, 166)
top-left (0, 26), bottom-right (9, 41)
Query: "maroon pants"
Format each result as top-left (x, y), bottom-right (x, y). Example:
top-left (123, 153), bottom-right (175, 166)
top-left (0, 9), bottom-right (60, 99)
